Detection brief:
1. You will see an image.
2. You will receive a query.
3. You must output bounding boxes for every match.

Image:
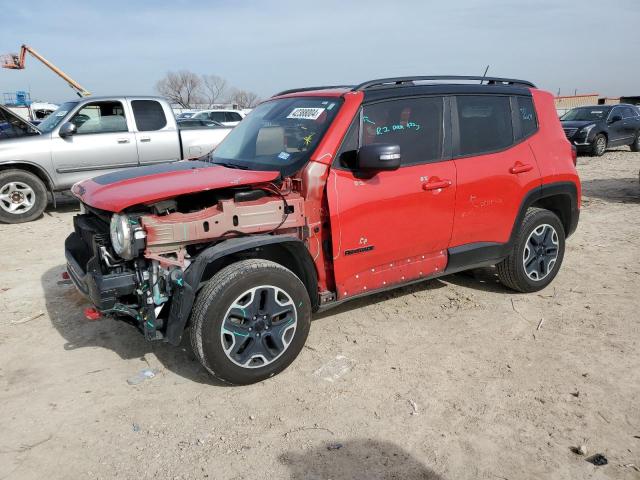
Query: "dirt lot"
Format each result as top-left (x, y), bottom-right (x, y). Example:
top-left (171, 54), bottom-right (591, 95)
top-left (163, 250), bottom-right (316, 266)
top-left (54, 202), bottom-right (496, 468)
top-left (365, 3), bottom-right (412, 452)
top-left (1, 150), bottom-right (639, 480)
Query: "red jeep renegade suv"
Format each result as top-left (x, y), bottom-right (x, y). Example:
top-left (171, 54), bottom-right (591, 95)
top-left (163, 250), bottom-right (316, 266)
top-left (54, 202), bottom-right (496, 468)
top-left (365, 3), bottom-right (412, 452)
top-left (65, 76), bottom-right (581, 384)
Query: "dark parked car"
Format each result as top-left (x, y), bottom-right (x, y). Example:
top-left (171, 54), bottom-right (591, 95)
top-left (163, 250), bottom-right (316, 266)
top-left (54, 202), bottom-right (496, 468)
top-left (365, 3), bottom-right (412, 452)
top-left (560, 104), bottom-right (640, 156)
top-left (177, 118), bottom-right (224, 129)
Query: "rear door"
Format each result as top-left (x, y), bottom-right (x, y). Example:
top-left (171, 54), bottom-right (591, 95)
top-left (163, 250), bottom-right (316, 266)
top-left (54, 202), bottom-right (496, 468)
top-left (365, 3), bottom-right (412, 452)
top-left (327, 96), bottom-right (456, 299)
top-left (621, 106), bottom-right (640, 142)
top-left (50, 100), bottom-right (138, 188)
top-left (449, 94), bottom-right (541, 248)
top-left (130, 99), bottom-right (181, 164)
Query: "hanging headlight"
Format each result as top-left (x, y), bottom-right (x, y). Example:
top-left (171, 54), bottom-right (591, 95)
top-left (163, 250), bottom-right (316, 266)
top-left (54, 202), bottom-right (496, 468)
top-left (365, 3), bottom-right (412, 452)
top-left (110, 213), bottom-right (134, 259)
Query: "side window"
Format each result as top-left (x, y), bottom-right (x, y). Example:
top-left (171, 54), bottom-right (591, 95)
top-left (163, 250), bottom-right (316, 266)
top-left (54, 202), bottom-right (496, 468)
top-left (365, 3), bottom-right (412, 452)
top-left (210, 112), bottom-right (226, 122)
top-left (226, 112), bottom-right (243, 122)
top-left (609, 107), bottom-right (623, 120)
top-left (621, 106), bottom-right (636, 118)
top-left (456, 95), bottom-right (513, 156)
top-left (515, 96), bottom-right (538, 139)
top-left (132, 100), bottom-right (167, 131)
top-left (361, 97), bottom-right (444, 165)
top-left (71, 101), bottom-right (128, 134)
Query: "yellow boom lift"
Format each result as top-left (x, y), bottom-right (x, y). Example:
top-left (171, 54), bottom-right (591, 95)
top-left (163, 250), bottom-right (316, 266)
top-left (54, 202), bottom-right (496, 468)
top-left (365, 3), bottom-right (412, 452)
top-left (1, 44), bottom-right (90, 97)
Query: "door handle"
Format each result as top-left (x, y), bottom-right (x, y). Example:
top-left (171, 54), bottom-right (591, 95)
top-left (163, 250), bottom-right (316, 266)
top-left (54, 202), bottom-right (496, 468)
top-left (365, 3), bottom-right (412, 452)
top-left (140, 137), bottom-right (151, 143)
top-left (422, 179), bottom-right (452, 191)
top-left (117, 138), bottom-right (130, 144)
top-left (509, 162), bottom-right (533, 174)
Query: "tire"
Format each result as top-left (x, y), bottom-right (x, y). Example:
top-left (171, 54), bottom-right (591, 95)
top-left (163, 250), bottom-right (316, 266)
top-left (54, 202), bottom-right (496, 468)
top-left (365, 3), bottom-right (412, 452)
top-left (631, 131), bottom-right (640, 152)
top-left (190, 259), bottom-right (311, 385)
top-left (497, 208), bottom-right (565, 293)
top-left (590, 134), bottom-right (607, 157)
top-left (0, 169), bottom-right (48, 224)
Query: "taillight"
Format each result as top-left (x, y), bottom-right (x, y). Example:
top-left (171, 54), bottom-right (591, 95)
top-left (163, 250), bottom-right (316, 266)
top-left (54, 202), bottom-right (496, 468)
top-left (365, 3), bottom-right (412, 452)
top-left (571, 145), bottom-right (577, 166)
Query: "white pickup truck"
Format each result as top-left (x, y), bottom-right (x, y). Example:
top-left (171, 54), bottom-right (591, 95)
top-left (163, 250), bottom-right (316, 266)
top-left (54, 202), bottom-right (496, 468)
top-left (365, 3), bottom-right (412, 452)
top-left (0, 96), bottom-right (232, 223)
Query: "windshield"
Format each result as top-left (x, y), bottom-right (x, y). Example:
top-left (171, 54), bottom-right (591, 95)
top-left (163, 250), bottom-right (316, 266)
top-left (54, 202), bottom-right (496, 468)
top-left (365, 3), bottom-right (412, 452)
top-left (561, 107), bottom-right (610, 122)
top-left (37, 101), bottom-right (78, 133)
top-left (210, 97), bottom-right (342, 176)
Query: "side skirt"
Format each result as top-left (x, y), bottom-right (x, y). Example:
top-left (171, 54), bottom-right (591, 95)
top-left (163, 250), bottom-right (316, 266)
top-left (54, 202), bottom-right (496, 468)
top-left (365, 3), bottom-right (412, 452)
top-left (317, 242), bottom-right (507, 313)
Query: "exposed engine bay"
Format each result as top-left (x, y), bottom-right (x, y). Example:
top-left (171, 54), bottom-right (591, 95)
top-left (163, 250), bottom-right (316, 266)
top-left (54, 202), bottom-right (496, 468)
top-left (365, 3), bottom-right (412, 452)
top-left (65, 181), bottom-right (307, 341)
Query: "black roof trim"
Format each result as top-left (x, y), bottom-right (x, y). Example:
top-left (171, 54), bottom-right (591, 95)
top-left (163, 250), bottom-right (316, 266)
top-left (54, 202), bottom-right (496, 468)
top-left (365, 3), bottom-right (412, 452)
top-left (362, 83), bottom-right (532, 103)
top-left (273, 85), bottom-right (353, 97)
top-left (354, 76), bottom-right (536, 90)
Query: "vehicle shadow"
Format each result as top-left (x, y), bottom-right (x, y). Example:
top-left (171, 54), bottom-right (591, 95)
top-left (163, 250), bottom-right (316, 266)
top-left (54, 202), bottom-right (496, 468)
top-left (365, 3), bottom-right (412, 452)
top-left (45, 192), bottom-right (80, 215)
top-left (43, 263), bottom-right (507, 385)
top-left (314, 279), bottom-right (449, 320)
top-left (279, 438), bottom-right (445, 480)
top-left (443, 268), bottom-right (513, 294)
top-left (41, 264), bottom-right (227, 386)
top-left (581, 177), bottom-right (640, 204)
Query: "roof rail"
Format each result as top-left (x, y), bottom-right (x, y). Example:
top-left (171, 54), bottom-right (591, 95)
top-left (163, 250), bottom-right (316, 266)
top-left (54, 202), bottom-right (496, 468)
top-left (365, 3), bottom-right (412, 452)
top-left (354, 76), bottom-right (536, 90)
top-left (273, 85), bottom-right (353, 97)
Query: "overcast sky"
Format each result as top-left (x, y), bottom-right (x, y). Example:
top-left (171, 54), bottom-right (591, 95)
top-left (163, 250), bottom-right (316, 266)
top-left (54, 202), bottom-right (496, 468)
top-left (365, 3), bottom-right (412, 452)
top-left (1, 0), bottom-right (639, 103)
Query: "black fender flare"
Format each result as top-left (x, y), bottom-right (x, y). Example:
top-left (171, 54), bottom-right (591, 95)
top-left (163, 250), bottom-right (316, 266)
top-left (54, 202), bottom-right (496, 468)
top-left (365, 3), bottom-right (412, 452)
top-left (510, 181), bottom-right (580, 241)
top-left (446, 181), bottom-right (580, 273)
top-left (165, 235), bottom-right (318, 345)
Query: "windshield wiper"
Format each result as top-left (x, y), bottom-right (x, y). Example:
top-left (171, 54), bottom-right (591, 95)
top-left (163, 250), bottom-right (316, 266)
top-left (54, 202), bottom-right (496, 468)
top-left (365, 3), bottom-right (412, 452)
top-left (215, 161), bottom-right (249, 170)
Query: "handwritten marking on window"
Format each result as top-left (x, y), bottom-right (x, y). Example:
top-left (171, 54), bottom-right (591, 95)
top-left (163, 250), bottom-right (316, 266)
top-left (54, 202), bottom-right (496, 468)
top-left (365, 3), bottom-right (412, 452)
top-left (375, 121), bottom-right (421, 136)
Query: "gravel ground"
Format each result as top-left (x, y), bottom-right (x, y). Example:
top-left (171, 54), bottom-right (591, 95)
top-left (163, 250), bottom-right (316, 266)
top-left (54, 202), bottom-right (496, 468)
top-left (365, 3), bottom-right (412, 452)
top-left (0, 150), bottom-right (639, 480)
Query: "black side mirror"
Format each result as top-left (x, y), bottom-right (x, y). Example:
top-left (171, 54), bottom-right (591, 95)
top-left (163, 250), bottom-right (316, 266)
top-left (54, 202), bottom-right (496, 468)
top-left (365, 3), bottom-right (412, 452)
top-left (59, 122), bottom-right (77, 138)
top-left (356, 144), bottom-right (401, 172)
top-left (609, 114), bottom-right (622, 124)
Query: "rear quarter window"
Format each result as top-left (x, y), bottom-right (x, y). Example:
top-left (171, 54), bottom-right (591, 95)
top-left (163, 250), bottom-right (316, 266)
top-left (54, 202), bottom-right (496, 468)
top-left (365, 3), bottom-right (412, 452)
top-left (515, 96), bottom-right (538, 140)
top-left (132, 100), bottom-right (167, 131)
top-left (456, 95), bottom-right (513, 156)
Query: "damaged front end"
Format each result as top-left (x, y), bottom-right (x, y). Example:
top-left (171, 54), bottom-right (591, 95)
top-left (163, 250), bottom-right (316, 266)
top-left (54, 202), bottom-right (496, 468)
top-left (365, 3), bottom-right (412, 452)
top-left (64, 182), bottom-right (306, 343)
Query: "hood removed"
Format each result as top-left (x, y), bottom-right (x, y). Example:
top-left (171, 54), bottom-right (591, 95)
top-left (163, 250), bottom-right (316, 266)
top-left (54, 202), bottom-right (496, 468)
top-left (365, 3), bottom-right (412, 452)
top-left (72, 160), bottom-right (280, 212)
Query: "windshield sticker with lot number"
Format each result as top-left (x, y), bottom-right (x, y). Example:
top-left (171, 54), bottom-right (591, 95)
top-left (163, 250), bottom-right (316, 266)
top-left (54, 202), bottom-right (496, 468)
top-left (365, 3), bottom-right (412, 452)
top-left (287, 107), bottom-right (325, 120)
top-left (55, 111), bottom-right (68, 117)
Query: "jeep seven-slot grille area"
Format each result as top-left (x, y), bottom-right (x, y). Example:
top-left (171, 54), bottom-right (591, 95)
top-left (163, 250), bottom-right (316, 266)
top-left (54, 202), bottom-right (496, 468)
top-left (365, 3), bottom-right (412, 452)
top-left (563, 128), bottom-right (578, 139)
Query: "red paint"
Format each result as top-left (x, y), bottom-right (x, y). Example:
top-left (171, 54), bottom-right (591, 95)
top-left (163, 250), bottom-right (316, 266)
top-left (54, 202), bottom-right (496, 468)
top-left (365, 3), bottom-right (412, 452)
top-left (76, 84), bottom-right (580, 303)
top-left (72, 165), bottom-right (279, 213)
top-left (83, 307), bottom-right (102, 320)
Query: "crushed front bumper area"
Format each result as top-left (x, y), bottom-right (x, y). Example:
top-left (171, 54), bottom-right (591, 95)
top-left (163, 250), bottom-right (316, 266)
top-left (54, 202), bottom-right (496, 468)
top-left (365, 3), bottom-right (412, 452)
top-left (65, 232), bottom-right (137, 311)
top-left (64, 213), bottom-right (191, 345)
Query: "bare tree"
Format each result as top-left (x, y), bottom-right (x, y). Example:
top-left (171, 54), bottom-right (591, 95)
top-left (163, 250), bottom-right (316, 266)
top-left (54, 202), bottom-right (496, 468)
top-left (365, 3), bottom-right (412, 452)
top-left (155, 70), bottom-right (203, 108)
top-left (229, 89), bottom-right (260, 109)
top-left (202, 75), bottom-right (228, 108)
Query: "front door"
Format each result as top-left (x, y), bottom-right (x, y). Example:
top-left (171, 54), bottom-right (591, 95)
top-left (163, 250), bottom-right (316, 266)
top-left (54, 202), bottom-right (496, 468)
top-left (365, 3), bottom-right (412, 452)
top-left (327, 96), bottom-right (456, 299)
top-left (51, 100), bottom-right (138, 189)
top-left (607, 106), bottom-right (627, 146)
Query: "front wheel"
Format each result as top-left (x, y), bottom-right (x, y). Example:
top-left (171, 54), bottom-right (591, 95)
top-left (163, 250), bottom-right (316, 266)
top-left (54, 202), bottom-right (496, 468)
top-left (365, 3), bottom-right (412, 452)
top-left (0, 169), bottom-right (48, 224)
top-left (190, 259), bottom-right (311, 385)
top-left (631, 132), bottom-right (640, 152)
top-left (590, 134), bottom-right (607, 157)
top-left (497, 208), bottom-right (565, 293)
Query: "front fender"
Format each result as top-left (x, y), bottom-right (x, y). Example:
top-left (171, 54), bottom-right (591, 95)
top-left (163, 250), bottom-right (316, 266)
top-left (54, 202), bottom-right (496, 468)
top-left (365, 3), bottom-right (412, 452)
top-left (165, 235), bottom-right (315, 345)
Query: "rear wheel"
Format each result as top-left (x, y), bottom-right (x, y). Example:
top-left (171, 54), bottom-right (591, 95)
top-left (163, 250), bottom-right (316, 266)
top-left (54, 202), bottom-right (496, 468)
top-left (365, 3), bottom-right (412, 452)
top-left (0, 169), bottom-right (48, 224)
top-left (497, 208), bottom-right (565, 293)
top-left (190, 259), bottom-right (311, 385)
top-left (590, 134), bottom-right (607, 156)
